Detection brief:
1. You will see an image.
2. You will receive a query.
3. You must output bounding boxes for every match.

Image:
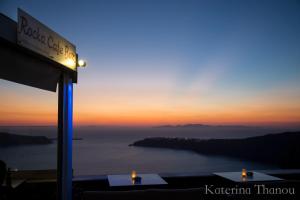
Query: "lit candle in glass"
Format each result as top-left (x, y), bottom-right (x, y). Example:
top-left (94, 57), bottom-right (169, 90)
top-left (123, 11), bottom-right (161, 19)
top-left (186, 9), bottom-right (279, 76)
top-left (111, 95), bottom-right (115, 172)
top-left (131, 170), bottom-right (137, 180)
top-left (242, 168), bottom-right (247, 178)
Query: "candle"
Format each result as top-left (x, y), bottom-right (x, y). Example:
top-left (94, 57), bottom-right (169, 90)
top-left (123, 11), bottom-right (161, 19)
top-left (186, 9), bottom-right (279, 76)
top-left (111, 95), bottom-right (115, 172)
top-left (242, 168), bottom-right (247, 178)
top-left (131, 170), bottom-right (137, 180)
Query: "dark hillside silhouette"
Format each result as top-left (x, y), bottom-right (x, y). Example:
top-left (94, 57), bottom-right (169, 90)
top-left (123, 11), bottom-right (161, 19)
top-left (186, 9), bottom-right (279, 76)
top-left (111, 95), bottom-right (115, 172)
top-left (130, 132), bottom-right (300, 168)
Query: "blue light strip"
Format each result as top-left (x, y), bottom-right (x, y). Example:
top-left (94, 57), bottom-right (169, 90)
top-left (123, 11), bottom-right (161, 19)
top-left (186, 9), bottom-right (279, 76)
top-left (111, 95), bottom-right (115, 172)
top-left (66, 79), bottom-right (73, 200)
top-left (60, 76), bottom-right (73, 200)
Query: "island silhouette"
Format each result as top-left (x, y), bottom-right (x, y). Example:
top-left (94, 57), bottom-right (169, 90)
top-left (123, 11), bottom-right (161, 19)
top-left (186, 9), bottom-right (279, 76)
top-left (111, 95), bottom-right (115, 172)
top-left (130, 131), bottom-right (300, 168)
top-left (0, 132), bottom-right (52, 147)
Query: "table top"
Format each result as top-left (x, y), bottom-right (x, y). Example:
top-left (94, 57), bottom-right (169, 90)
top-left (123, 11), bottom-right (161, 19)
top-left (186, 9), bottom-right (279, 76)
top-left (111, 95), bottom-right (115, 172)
top-left (214, 171), bottom-right (283, 183)
top-left (107, 173), bottom-right (167, 187)
top-left (2, 179), bottom-right (26, 188)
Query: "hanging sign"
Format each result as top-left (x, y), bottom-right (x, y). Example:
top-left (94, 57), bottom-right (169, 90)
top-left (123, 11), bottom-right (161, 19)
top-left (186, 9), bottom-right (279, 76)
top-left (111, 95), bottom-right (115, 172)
top-left (17, 8), bottom-right (77, 70)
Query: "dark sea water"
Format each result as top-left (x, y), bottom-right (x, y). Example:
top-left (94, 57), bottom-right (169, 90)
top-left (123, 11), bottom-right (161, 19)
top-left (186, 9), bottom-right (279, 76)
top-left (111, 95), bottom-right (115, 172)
top-left (0, 126), bottom-right (297, 176)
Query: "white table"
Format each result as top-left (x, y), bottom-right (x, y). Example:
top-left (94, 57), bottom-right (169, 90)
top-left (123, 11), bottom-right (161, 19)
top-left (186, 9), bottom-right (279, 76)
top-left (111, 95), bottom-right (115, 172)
top-left (214, 171), bottom-right (283, 183)
top-left (107, 173), bottom-right (167, 187)
top-left (2, 179), bottom-right (26, 188)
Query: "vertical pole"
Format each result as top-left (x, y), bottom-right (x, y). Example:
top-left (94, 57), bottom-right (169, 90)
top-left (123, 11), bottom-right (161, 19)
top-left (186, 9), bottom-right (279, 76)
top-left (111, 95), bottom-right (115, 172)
top-left (57, 73), bottom-right (73, 200)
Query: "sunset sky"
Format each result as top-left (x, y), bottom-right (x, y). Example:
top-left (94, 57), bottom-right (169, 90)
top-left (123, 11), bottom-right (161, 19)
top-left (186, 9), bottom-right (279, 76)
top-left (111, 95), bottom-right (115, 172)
top-left (0, 0), bottom-right (300, 127)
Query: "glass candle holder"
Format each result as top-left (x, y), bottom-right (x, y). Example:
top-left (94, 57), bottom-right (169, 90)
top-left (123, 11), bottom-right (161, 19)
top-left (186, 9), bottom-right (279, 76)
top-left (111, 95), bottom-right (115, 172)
top-left (242, 168), bottom-right (247, 178)
top-left (131, 170), bottom-right (137, 180)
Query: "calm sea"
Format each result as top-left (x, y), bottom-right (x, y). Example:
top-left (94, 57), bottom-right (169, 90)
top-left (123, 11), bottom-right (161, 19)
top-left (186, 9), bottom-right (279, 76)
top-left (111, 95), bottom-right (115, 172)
top-left (0, 126), bottom-right (297, 176)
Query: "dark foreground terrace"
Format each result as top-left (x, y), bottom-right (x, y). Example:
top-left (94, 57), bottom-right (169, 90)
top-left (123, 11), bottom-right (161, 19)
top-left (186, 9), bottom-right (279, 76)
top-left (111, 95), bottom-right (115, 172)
top-left (1, 169), bottom-right (300, 200)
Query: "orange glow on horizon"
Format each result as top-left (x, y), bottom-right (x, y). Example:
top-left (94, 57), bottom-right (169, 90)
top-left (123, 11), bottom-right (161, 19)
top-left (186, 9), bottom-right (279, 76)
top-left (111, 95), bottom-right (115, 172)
top-left (0, 79), bottom-right (300, 127)
top-left (0, 94), bottom-right (300, 127)
top-left (3, 107), bottom-right (299, 127)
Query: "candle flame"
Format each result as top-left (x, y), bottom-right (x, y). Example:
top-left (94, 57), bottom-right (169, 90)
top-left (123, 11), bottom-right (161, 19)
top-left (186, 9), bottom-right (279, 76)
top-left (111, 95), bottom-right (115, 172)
top-left (131, 170), bottom-right (137, 179)
top-left (242, 168), bottom-right (247, 178)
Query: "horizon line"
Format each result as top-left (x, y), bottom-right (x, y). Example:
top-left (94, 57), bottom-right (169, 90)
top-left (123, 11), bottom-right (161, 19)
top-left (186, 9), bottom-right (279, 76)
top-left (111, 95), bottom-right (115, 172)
top-left (0, 122), bottom-right (300, 128)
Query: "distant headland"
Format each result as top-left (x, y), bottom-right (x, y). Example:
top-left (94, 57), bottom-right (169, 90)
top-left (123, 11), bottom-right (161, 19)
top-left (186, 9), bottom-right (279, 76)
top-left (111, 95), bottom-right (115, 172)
top-left (0, 132), bottom-right (52, 147)
top-left (130, 131), bottom-right (300, 168)
top-left (154, 123), bottom-right (257, 128)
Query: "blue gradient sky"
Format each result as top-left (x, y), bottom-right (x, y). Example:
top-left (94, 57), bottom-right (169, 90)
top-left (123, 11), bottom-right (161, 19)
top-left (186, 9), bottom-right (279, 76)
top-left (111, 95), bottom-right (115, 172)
top-left (0, 0), bottom-right (300, 126)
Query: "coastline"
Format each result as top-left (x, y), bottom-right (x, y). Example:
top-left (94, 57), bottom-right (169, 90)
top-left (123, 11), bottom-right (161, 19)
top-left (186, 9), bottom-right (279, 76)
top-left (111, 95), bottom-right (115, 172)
top-left (0, 132), bottom-right (52, 147)
top-left (130, 131), bottom-right (300, 168)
